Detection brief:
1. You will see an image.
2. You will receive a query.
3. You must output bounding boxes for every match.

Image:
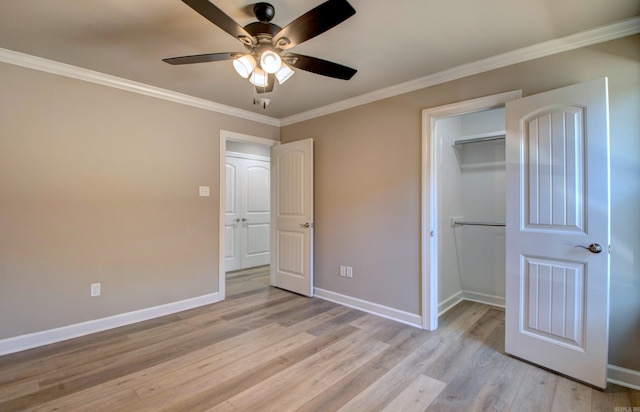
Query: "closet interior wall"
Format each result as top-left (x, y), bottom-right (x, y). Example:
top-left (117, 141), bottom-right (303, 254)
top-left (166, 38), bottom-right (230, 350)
top-left (437, 108), bottom-right (506, 314)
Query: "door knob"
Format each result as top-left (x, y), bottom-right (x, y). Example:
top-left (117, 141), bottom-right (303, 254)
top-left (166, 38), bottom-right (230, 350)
top-left (299, 222), bottom-right (310, 228)
top-left (241, 218), bottom-right (247, 222)
top-left (235, 218), bottom-right (241, 222)
top-left (575, 243), bottom-right (603, 254)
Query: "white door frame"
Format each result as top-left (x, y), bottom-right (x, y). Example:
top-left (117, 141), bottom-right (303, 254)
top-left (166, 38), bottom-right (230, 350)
top-left (218, 130), bottom-right (278, 300)
top-left (420, 90), bottom-right (521, 330)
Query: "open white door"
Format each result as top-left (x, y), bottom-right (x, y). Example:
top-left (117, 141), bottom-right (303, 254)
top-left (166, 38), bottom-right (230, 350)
top-left (270, 138), bottom-right (314, 296)
top-left (505, 78), bottom-right (610, 388)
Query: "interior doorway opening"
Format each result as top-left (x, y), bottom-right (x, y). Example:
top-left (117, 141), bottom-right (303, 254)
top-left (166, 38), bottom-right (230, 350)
top-left (421, 91), bottom-right (522, 330)
top-left (218, 130), bottom-right (278, 300)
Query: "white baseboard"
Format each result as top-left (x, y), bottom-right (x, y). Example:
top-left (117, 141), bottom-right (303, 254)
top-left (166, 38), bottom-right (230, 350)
top-left (438, 291), bottom-right (464, 316)
top-left (608, 364), bottom-right (640, 390)
top-left (438, 290), bottom-right (505, 317)
top-left (459, 290), bottom-right (505, 309)
top-left (0, 292), bottom-right (221, 356)
top-left (313, 288), bottom-right (422, 328)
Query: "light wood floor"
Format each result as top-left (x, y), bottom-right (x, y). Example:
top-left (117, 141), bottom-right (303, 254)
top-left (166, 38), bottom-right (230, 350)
top-left (1, 266), bottom-right (638, 411)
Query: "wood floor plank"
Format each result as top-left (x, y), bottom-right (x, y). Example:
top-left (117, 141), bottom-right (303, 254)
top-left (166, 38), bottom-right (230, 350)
top-left (161, 324), bottom-right (360, 412)
top-left (335, 334), bottom-right (450, 410)
top-left (0, 266), bottom-right (636, 411)
top-left (422, 308), bottom-right (504, 383)
top-left (425, 311), bottom-right (509, 411)
top-left (296, 323), bottom-right (436, 411)
top-left (550, 376), bottom-right (592, 412)
top-left (510, 365), bottom-right (560, 412)
top-left (381, 374), bottom-right (447, 412)
top-left (223, 329), bottom-right (389, 411)
top-left (468, 348), bottom-right (529, 411)
top-left (0, 380), bottom-right (39, 403)
top-left (34, 328), bottom-right (317, 412)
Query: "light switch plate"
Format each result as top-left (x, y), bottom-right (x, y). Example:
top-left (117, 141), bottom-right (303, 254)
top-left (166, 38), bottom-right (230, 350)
top-left (199, 186), bottom-right (210, 197)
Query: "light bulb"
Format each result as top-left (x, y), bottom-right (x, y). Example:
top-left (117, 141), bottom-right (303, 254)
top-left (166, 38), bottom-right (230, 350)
top-left (260, 50), bottom-right (282, 74)
top-left (249, 67), bottom-right (268, 87)
top-left (233, 54), bottom-right (256, 78)
top-left (275, 64), bottom-right (294, 84)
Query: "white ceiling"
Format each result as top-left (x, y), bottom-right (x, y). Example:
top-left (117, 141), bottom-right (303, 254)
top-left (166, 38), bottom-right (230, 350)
top-left (0, 1), bottom-right (638, 119)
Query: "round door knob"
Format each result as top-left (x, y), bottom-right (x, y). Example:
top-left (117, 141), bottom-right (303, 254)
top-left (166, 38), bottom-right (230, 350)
top-left (575, 243), bottom-right (603, 254)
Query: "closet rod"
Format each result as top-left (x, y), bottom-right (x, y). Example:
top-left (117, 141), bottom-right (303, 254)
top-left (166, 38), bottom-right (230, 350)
top-left (452, 220), bottom-right (505, 227)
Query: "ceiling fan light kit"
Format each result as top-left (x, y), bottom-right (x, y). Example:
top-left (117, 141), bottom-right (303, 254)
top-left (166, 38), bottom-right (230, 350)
top-left (259, 50), bottom-right (282, 73)
top-left (248, 67), bottom-right (269, 87)
top-left (274, 64), bottom-right (294, 84)
top-left (164, 0), bottom-right (358, 108)
top-left (232, 54), bottom-right (256, 78)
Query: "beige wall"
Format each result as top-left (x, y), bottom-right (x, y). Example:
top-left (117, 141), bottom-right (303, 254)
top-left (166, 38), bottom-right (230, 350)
top-left (0, 62), bottom-right (278, 339)
top-left (281, 35), bottom-right (640, 371)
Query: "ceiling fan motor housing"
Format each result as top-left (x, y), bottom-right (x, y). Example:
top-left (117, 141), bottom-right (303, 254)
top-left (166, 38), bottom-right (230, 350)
top-left (254, 3), bottom-right (275, 22)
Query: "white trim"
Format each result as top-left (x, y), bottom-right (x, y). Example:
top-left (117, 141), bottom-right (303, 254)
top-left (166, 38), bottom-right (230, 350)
top-left (438, 291), bottom-right (465, 316)
top-left (458, 291), bottom-right (505, 309)
top-left (314, 287), bottom-right (422, 328)
top-left (607, 365), bottom-right (640, 390)
top-left (437, 291), bottom-right (505, 317)
top-left (0, 292), bottom-right (220, 356)
top-left (280, 17), bottom-right (640, 126)
top-left (218, 130), bottom-right (278, 300)
top-left (0, 48), bottom-right (279, 127)
top-left (421, 90), bottom-right (522, 331)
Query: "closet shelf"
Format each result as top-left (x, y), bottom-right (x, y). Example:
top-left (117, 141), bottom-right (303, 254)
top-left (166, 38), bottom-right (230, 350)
top-left (452, 131), bottom-right (505, 146)
top-left (452, 131), bottom-right (506, 168)
top-left (452, 219), bottom-right (505, 227)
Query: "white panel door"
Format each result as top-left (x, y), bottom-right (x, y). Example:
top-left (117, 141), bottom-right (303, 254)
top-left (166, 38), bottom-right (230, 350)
top-left (270, 139), bottom-right (314, 296)
top-left (225, 161), bottom-right (240, 271)
top-left (225, 155), bottom-right (270, 272)
top-left (243, 161), bottom-right (271, 267)
top-left (505, 78), bottom-right (610, 388)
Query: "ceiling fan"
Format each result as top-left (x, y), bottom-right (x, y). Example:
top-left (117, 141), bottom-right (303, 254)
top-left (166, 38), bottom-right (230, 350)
top-left (163, 0), bottom-right (357, 97)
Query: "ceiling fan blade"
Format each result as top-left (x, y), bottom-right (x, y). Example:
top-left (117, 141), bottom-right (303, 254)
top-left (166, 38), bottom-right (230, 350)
top-left (285, 53), bottom-right (356, 80)
top-left (273, 0), bottom-right (355, 50)
top-left (255, 74), bottom-right (275, 94)
top-left (182, 0), bottom-right (254, 46)
top-left (163, 52), bottom-right (243, 65)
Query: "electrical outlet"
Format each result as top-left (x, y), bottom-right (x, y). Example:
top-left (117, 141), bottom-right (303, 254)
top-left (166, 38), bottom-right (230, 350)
top-left (346, 266), bottom-right (353, 278)
top-left (339, 265), bottom-right (346, 277)
top-left (90, 283), bottom-right (101, 297)
top-left (199, 186), bottom-right (210, 197)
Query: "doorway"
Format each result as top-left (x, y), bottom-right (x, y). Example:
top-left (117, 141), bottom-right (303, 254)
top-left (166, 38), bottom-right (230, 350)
top-left (218, 130), bottom-right (278, 300)
top-left (420, 91), bottom-right (522, 330)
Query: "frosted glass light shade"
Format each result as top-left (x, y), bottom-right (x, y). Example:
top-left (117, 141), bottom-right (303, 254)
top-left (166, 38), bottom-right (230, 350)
top-left (260, 50), bottom-right (282, 74)
top-left (249, 67), bottom-right (268, 87)
top-left (233, 54), bottom-right (256, 78)
top-left (275, 64), bottom-right (294, 84)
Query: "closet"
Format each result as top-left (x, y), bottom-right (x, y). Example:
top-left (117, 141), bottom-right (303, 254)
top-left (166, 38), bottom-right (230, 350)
top-left (225, 141), bottom-right (271, 272)
top-left (436, 107), bottom-right (506, 314)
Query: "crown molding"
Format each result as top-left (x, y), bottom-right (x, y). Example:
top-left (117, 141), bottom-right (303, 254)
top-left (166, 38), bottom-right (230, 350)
top-left (280, 16), bottom-right (640, 126)
top-left (0, 48), bottom-right (280, 127)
